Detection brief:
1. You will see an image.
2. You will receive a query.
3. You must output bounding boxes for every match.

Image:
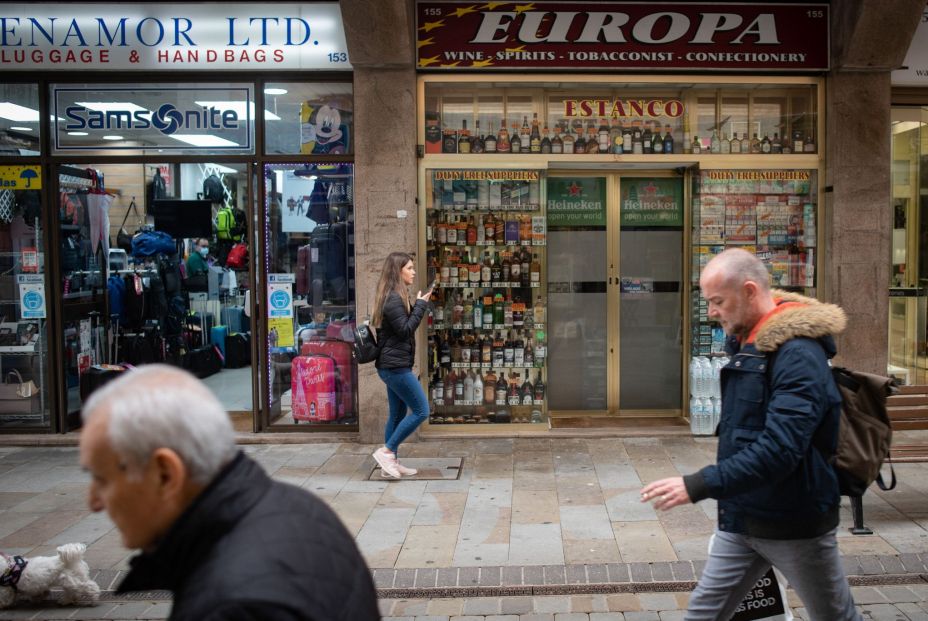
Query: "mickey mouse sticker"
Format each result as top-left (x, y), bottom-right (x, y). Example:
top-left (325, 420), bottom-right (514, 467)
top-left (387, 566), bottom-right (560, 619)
top-left (300, 99), bottom-right (351, 155)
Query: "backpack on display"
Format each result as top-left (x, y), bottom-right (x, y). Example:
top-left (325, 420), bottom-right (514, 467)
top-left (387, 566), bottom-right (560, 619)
top-left (147, 169), bottom-right (166, 211)
top-left (216, 206), bottom-right (236, 240)
top-left (231, 207), bottom-right (247, 240)
top-left (826, 366), bottom-right (898, 496)
top-left (203, 174), bottom-right (224, 204)
top-left (226, 242), bottom-right (248, 269)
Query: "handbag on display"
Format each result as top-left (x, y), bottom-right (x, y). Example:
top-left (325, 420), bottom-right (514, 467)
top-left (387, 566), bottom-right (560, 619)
top-left (0, 370), bottom-right (41, 415)
top-left (116, 200), bottom-right (142, 253)
top-left (352, 321), bottom-right (380, 364)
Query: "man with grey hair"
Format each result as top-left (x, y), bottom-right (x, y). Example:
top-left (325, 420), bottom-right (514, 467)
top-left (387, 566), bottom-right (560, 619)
top-left (641, 249), bottom-right (860, 620)
top-left (79, 365), bottom-right (379, 621)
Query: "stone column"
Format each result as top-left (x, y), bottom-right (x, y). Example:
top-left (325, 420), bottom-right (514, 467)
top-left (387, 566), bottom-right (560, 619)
top-left (340, 0), bottom-right (418, 443)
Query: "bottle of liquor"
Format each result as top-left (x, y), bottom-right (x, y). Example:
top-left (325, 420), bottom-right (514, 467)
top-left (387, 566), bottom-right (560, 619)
top-left (472, 120), bottom-right (485, 153)
top-left (501, 253), bottom-right (511, 283)
top-left (520, 115), bottom-right (531, 147)
top-left (510, 126), bottom-right (522, 154)
top-left (503, 293), bottom-right (514, 327)
top-left (642, 121), bottom-right (653, 153)
top-left (484, 213), bottom-right (496, 244)
top-left (513, 330), bottom-right (525, 365)
top-left (490, 252), bottom-right (502, 283)
top-left (692, 136), bottom-right (701, 154)
top-left (463, 293), bottom-right (474, 329)
top-left (530, 113), bottom-right (541, 153)
top-left (484, 121), bottom-right (497, 153)
top-left (523, 338), bottom-right (534, 367)
top-left (663, 124), bottom-right (674, 154)
top-left (473, 371), bottom-right (483, 404)
top-left (652, 124), bottom-right (664, 154)
top-left (730, 132), bottom-right (741, 154)
top-left (598, 117), bottom-right (610, 153)
top-left (452, 293), bottom-right (464, 326)
top-left (520, 249), bottom-right (531, 288)
top-left (760, 134), bottom-right (771, 154)
top-left (519, 214), bottom-right (532, 244)
top-left (503, 332), bottom-right (514, 365)
top-left (463, 370), bottom-right (475, 404)
top-left (632, 121), bottom-right (643, 154)
top-left (493, 291), bottom-right (505, 325)
top-left (454, 371), bottom-right (464, 404)
top-left (497, 119), bottom-right (510, 153)
top-left (750, 133), bottom-right (761, 154)
top-left (466, 216), bottom-right (477, 245)
top-left (573, 123), bottom-right (586, 153)
top-left (442, 125), bottom-right (457, 153)
top-left (781, 134), bottom-right (792, 154)
top-left (534, 295), bottom-right (545, 325)
top-left (534, 326), bottom-right (546, 366)
top-left (530, 253), bottom-right (541, 285)
top-left (610, 118), bottom-right (623, 154)
top-left (771, 132), bottom-right (782, 154)
top-left (803, 134), bottom-right (815, 153)
top-left (533, 371), bottom-right (546, 402)
top-left (443, 368), bottom-right (455, 405)
top-left (585, 121), bottom-right (599, 154)
top-left (431, 371), bottom-right (443, 407)
top-left (720, 131), bottom-right (730, 154)
top-left (495, 373), bottom-right (507, 405)
top-left (461, 334), bottom-right (472, 364)
top-left (481, 333), bottom-right (492, 363)
top-left (710, 129), bottom-right (721, 154)
top-left (622, 119), bottom-right (633, 153)
top-left (470, 338), bottom-right (480, 365)
top-left (440, 333), bottom-right (452, 368)
top-left (521, 371), bottom-right (534, 405)
top-left (792, 129), bottom-right (803, 153)
top-left (551, 125), bottom-right (563, 154)
top-left (458, 120), bottom-right (471, 154)
top-left (492, 331), bottom-right (505, 367)
top-left (483, 368), bottom-right (496, 404)
top-left (561, 124), bottom-right (575, 153)
top-left (507, 372), bottom-right (520, 405)
top-left (480, 252), bottom-right (492, 283)
top-left (473, 295), bottom-right (483, 329)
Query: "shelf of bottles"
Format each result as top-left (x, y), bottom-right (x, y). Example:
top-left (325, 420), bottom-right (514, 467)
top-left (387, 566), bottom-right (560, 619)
top-left (425, 169), bottom-right (547, 425)
top-left (688, 169), bottom-right (819, 436)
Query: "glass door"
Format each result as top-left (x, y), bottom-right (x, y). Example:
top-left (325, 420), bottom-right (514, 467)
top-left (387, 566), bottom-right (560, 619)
top-left (545, 173), bottom-right (684, 416)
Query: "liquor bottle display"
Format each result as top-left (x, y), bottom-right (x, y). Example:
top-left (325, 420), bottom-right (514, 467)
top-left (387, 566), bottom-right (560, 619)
top-left (426, 169), bottom-right (547, 425)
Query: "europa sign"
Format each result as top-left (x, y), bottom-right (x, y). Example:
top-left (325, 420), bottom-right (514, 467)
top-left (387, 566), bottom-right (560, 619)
top-left (416, 2), bottom-right (828, 71)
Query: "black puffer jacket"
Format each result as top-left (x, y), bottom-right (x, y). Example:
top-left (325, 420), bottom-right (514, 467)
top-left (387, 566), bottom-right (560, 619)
top-left (376, 291), bottom-right (427, 369)
top-left (118, 452), bottom-right (379, 621)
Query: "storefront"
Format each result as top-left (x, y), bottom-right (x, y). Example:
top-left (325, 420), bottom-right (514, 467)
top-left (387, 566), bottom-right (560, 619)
top-left (0, 3), bottom-right (359, 433)
top-left (888, 3), bottom-right (928, 387)
top-left (415, 2), bottom-right (827, 432)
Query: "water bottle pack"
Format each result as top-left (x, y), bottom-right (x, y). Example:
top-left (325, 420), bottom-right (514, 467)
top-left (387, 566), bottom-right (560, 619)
top-left (689, 355), bottom-right (728, 436)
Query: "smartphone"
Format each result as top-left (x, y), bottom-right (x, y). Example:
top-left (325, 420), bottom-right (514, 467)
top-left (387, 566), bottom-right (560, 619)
top-left (426, 278), bottom-right (438, 296)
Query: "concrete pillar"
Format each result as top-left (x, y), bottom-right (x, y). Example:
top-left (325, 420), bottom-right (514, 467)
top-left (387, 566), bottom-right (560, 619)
top-left (340, 0), bottom-right (418, 443)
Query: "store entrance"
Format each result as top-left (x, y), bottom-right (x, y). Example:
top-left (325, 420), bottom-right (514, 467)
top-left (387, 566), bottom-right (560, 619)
top-left (546, 172), bottom-right (684, 421)
top-left (55, 162), bottom-right (254, 430)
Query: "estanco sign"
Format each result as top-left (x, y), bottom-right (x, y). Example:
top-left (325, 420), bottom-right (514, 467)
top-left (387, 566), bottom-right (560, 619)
top-left (0, 3), bottom-right (350, 71)
top-left (416, 2), bottom-right (828, 71)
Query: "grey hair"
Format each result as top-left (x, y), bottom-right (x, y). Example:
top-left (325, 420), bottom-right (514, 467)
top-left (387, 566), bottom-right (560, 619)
top-left (706, 248), bottom-right (771, 292)
top-left (82, 364), bottom-right (237, 485)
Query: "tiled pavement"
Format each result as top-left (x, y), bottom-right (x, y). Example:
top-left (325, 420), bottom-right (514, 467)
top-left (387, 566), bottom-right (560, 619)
top-left (1, 434), bottom-right (927, 620)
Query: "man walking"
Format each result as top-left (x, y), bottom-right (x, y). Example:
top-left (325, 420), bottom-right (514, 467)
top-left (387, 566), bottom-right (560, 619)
top-left (641, 248), bottom-right (860, 620)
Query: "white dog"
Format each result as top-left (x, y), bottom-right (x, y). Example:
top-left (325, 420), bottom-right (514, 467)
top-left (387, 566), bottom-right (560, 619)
top-left (0, 543), bottom-right (101, 608)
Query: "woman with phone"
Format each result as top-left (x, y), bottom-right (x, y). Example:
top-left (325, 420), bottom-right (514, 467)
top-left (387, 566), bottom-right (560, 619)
top-left (371, 252), bottom-right (433, 479)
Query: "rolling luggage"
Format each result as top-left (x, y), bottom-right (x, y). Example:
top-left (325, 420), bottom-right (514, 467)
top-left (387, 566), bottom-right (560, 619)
top-left (291, 354), bottom-right (340, 422)
top-left (221, 306), bottom-right (246, 334)
top-left (79, 364), bottom-right (128, 401)
top-left (183, 311), bottom-right (213, 350)
top-left (225, 332), bottom-right (251, 368)
top-left (300, 337), bottom-right (353, 419)
top-left (210, 325), bottom-right (228, 362)
top-left (182, 345), bottom-right (222, 379)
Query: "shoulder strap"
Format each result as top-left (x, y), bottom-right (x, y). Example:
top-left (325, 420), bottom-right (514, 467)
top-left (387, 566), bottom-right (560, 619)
top-left (120, 200), bottom-right (139, 229)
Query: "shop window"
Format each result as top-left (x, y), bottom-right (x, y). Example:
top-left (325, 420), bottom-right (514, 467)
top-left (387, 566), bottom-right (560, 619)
top-left (263, 83), bottom-right (352, 156)
top-left (264, 163), bottom-right (356, 427)
top-left (0, 84), bottom-right (40, 155)
top-left (0, 176), bottom-right (49, 429)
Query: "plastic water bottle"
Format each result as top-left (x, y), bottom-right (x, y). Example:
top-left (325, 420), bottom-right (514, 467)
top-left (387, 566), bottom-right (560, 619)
top-left (698, 398), bottom-right (712, 435)
top-left (690, 396), bottom-right (702, 435)
top-left (699, 356), bottom-right (712, 398)
top-left (712, 397), bottom-right (722, 433)
top-left (689, 358), bottom-right (701, 398)
top-left (711, 357), bottom-right (725, 398)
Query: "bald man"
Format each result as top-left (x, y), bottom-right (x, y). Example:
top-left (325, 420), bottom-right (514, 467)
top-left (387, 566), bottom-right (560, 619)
top-left (79, 365), bottom-right (379, 621)
top-left (641, 249), bottom-right (861, 621)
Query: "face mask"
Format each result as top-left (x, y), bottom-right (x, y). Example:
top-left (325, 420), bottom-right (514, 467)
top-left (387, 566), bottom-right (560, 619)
top-left (199, 247), bottom-right (209, 257)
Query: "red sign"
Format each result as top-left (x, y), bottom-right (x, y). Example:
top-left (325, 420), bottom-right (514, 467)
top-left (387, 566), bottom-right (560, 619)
top-left (416, 2), bottom-right (828, 71)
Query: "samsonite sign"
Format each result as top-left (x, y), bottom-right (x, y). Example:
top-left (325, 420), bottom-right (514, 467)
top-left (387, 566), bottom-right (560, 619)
top-left (0, 3), bottom-right (350, 71)
top-left (416, 2), bottom-right (828, 71)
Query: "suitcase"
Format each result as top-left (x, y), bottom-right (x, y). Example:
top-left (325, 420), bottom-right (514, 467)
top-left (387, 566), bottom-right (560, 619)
top-left (296, 244), bottom-right (312, 296)
top-left (182, 345), bottom-right (222, 379)
top-left (210, 325), bottom-right (228, 362)
top-left (291, 354), bottom-right (340, 422)
top-left (325, 320), bottom-right (354, 342)
top-left (225, 332), bottom-right (251, 368)
top-left (221, 306), bottom-right (246, 334)
top-left (300, 338), bottom-right (353, 419)
top-left (183, 311), bottom-right (214, 350)
top-left (79, 364), bottom-right (128, 401)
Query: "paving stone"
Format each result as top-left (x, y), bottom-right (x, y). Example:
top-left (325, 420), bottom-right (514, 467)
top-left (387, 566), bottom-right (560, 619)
top-left (649, 562), bottom-right (674, 581)
top-left (517, 615), bottom-right (555, 621)
top-left (670, 561), bottom-right (694, 581)
top-left (481, 566), bottom-right (502, 586)
top-left (103, 602), bottom-right (155, 619)
top-left (383, 617), bottom-right (414, 621)
top-left (501, 597), bottom-right (534, 614)
top-left (412, 616), bottom-right (450, 621)
top-left (0, 607), bottom-right (43, 620)
top-left (394, 600), bottom-right (430, 616)
top-left (858, 556), bottom-right (885, 575)
top-left (896, 603), bottom-right (928, 621)
top-left (567, 564), bottom-right (588, 584)
top-left (624, 613), bottom-right (660, 621)
top-left (638, 593), bottom-right (679, 612)
top-left (843, 556), bottom-right (863, 576)
top-left (629, 563), bottom-right (652, 582)
top-left (463, 597), bottom-right (501, 615)
top-left (545, 565), bottom-right (566, 585)
top-left (485, 616), bottom-right (520, 621)
top-left (523, 565), bottom-right (545, 585)
top-left (416, 568), bottom-right (438, 588)
top-left (607, 563), bottom-right (630, 583)
top-left (898, 553), bottom-right (926, 572)
top-left (859, 603), bottom-right (910, 621)
top-left (876, 555), bottom-right (906, 574)
top-left (140, 602), bottom-right (174, 619)
top-left (460, 567), bottom-right (480, 586)
top-left (553, 614), bottom-right (590, 621)
top-left (852, 586), bottom-right (891, 604)
top-left (438, 567), bottom-right (459, 587)
top-left (535, 596), bottom-right (571, 613)
top-left (587, 564), bottom-right (608, 584)
top-left (876, 585), bottom-right (921, 603)
top-left (658, 613), bottom-right (685, 621)
top-left (590, 615), bottom-right (626, 621)
top-left (429, 599), bottom-right (464, 616)
top-left (396, 568), bottom-right (417, 588)
top-left (503, 565), bottom-right (524, 586)
top-left (374, 568), bottom-right (397, 588)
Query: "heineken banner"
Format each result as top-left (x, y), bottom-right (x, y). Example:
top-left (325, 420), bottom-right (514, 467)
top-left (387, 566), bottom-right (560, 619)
top-left (547, 177), bottom-right (606, 227)
top-left (621, 178), bottom-right (683, 226)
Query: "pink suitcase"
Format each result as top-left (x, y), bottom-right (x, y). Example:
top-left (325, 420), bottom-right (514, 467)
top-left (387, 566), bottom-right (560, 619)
top-left (300, 338), bottom-right (354, 418)
top-left (291, 354), bottom-right (339, 422)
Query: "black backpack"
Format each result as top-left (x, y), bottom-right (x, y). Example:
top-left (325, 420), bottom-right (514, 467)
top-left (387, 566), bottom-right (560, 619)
top-left (203, 174), bottom-right (224, 204)
top-left (147, 169), bottom-right (166, 210)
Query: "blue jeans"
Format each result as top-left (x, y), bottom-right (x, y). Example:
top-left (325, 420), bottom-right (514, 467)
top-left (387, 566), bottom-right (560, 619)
top-left (377, 368), bottom-right (429, 454)
top-left (685, 529), bottom-right (861, 621)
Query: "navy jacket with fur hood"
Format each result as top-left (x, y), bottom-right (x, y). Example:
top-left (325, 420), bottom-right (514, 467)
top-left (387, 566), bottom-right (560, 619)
top-left (376, 291), bottom-right (427, 370)
top-left (683, 290), bottom-right (847, 539)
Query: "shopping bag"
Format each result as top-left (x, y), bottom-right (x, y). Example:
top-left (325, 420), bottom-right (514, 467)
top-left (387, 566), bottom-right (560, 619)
top-left (0, 370), bottom-right (41, 414)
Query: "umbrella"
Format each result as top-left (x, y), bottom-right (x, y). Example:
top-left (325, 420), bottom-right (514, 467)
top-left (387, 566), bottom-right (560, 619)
top-left (19, 169), bottom-right (37, 188)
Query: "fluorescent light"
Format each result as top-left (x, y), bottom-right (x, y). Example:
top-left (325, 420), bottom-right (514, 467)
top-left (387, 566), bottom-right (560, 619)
top-left (9, 126), bottom-right (32, 131)
top-left (264, 88), bottom-right (288, 96)
top-left (0, 102), bottom-right (39, 122)
top-left (169, 134), bottom-right (239, 147)
top-left (103, 135), bottom-right (124, 140)
top-left (76, 102), bottom-right (148, 113)
top-left (194, 100), bottom-right (280, 121)
top-left (893, 121), bottom-right (923, 135)
top-left (67, 131), bottom-right (88, 136)
top-left (212, 164), bottom-right (239, 174)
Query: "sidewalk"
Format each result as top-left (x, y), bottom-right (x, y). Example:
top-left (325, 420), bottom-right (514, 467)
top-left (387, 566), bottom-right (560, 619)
top-left (1, 435), bottom-right (926, 620)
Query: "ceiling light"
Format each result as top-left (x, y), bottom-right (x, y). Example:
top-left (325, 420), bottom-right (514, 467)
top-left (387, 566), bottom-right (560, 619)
top-left (195, 100), bottom-right (280, 121)
top-left (0, 102), bottom-right (40, 122)
top-left (103, 135), bottom-right (124, 140)
top-left (264, 88), bottom-right (288, 96)
top-left (67, 131), bottom-right (89, 136)
top-left (169, 134), bottom-right (240, 147)
top-left (9, 126), bottom-right (32, 131)
top-left (76, 102), bottom-right (148, 113)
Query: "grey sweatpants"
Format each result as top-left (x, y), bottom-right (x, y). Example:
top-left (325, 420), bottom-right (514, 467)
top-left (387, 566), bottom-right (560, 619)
top-left (685, 529), bottom-right (861, 621)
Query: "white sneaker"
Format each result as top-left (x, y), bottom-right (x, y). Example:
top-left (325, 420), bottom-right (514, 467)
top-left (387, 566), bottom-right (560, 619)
top-left (373, 447), bottom-right (401, 479)
top-left (395, 461), bottom-right (418, 477)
